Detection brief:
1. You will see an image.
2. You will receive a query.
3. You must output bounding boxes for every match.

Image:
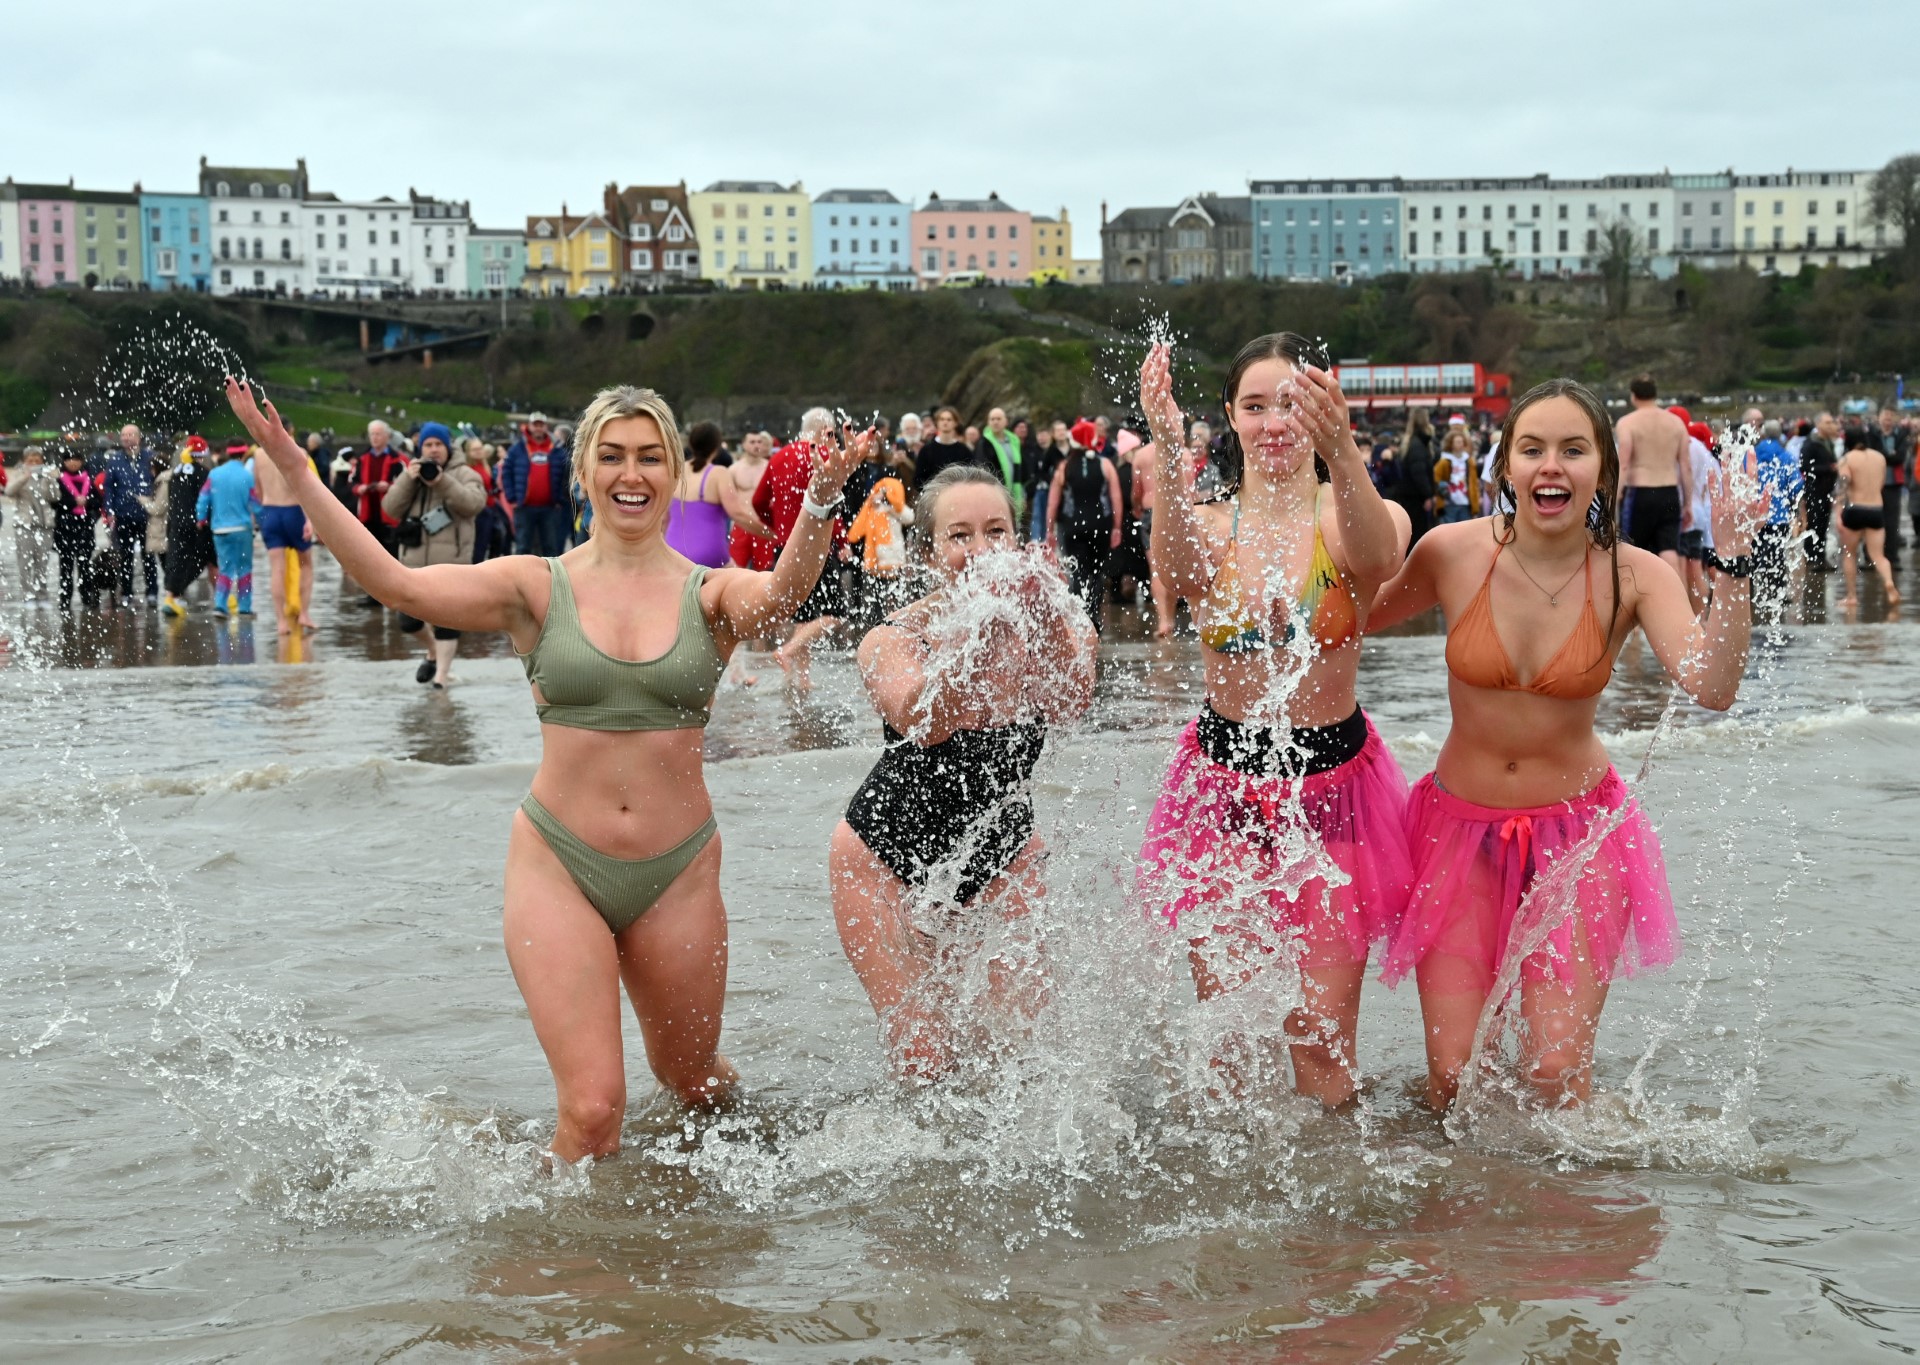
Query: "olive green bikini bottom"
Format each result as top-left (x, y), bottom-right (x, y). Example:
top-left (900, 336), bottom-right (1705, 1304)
top-left (521, 793), bottom-right (716, 933)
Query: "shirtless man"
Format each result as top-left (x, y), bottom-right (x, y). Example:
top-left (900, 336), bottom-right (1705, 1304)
top-left (255, 422), bottom-right (318, 632)
top-left (1614, 374), bottom-right (1693, 575)
top-left (1836, 430), bottom-right (1900, 607)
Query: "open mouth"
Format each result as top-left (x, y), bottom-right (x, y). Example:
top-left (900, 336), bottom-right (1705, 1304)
top-left (1532, 486), bottom-right (1573, 514)
top-left (611, 492), bottom-right (651, 511)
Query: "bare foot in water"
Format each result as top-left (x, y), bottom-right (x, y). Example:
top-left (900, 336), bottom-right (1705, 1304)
top-left (277, 619), bottom-right (293, 636)
top-left (1838, 595), bottom-right (1859, 607)
top-left (299, 615), bottom-right (318, 633)
top-left (1155, 619), bottom-right (1175, 639)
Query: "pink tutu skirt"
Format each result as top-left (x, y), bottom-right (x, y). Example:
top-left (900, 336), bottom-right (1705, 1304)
top-left (1380, 769), bottom-right (1678, 989)
top-left (1137, 713), bottom-right (1414, 964)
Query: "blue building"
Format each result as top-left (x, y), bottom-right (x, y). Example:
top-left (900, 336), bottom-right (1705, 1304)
top-left (1249, 178), bottom-right (1403, 281)
top-left (139, 189), bottom-right (211, 291)
top-left (811, 189), bottom-right (913, 290)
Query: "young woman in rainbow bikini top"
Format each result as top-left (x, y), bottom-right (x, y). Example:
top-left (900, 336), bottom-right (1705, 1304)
top-left (1136, 333), bottom-right (1412, 1108)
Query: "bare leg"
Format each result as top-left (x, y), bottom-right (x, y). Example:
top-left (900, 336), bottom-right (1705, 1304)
top-left (1838, 525), bottom-right (1860, 605)
top-left (1152, 568), bottom-right (1176, 638)
top-left (1516, 921), bottom-right (1611, 1108)
top-left (1413, 950), bottom-right (1495, 1112)
top-left (297, 549), bottom-right (317, 628)
top-left (431, 634), bottom-right (459, 686)
top-left (775, 616), bottom-right (833, 696)
top-left (267, 548), bottom-right (291, 634)
top-left (1286, 954), bottom-right (1366, 1109)
top-left (502, 815), bottom-right (631, 1162)
top-left (614, 831), bottom-right (737, 1108)
top-left (829, 820), bottom-right (947, 1076)
top-left (1866, 527), bottom-right (1900, 604)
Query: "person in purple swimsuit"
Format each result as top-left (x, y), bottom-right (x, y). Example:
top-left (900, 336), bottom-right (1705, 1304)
top-left (667, 423), bottom-right (767, 568)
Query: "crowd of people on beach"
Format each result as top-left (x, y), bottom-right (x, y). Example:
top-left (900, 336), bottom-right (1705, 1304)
top-left (197, 339), bottom-right (1827, 1163)
top-left (5, 360), bottom-right (1910, 1161)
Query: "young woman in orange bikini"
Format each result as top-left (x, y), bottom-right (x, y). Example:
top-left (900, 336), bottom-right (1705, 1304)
top-left (1136, 334), bottom-right (1413, 1107)
top-left (1369, 378), bottom-right (1764, 1112)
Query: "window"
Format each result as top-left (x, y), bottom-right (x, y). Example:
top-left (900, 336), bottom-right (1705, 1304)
top-left (786, 251), bottom-right (797, 268)
top-left (1009, 225), bottom-right (1018, 239)
top-left (786, 205), bottom-right (796, 217)
top-left (786, 228), bottom-right (796, 243)
top-left (1743, 200), bottom-right (1755, 216)
top-left (1711, 227), bottom-right (1722, 248)
top-left (947, 225), bottom-right (955, 239)
top-left (590, 248), bottom-right (607, 267)
top-left (1711, 202), bottom-right (1723, 216)
top-left (1648, 201), bottom-right (1658, 217)
top-left (1308, 209), bottom-right (1320, 225)
top-left (1558, 229), bottom-right (1569, 251)
top-left (1482, 205), bottom-right (1493, 221)
top-left (316, 233), bottom-right (325, 249)
top-left (250, 183), bottom-right (263, 198)
top-left (219, 237), bottom-right (230, 259)
top-left (947, 251), bottom-right (956, 268)
top-left (666, 223), bottom-right (685, 243)
top-left (1772, 226), bottom-right (1784, 247)
top-left (1835, 199), bottom-right (1846, 215)
top-left (1587, 204), bottom-right (1598, 219)
top-left (735, 227), bottom-right (746, 243)
top-left (831, 238), bottom-right (840, 253)
top-left (152, 226), bottom-right (163, 244)
top-left (967, 253), bottom-right (978, 269)
top-left (988, 251), bottom-right (998, 268)
top-left (1744, 226), bottom-right (1755, 247)
top-left (1409, 205), bottom-right (1420, 222)
top-left (337, 234), bottom-right (346, 248)
top-left (762, 251), bottom-right (774, 268)
top-left (1333, 209), bottom-right (1344, 225)
top-left (870, 240), bottom-right (879, 254)
top-left (967, 224), bottom-right (977, 239)
top-left (388, 257), bottom-right (399, 275)
top-left (1648, 228), bottom-right (1659, 250)
top-left (1506, 204), bottom-right (1516, 220)
top-left (189, 227), bottom-right (199, 245)
top-left (1805, 227), bottom-right (1817, 248)
top-left (1408, 234), bottom-right (1418, 255)
top-left (631, 248), bottom-right (652, 269)
top-left (1433, 232), bottom-right (1441, 253)
top-left (1773, 200), bottom-right (1784, 215)
top-left (1682, 227), bottom-right (1693, 248)
top-left (252, 239), bottom-right (263, 259)
top-left (390, 230), bottom-right (400, 245)
top-left (86, 247), bottom-right (97, 266)
top-left (1531, 230), bottom-right (1540, 252)
top-left (1807, 200), bottom-right (1818, 215)
top-left (1586, 229), bottom-right (1598, 251)
top-left (216, 181), bottom-right (230, 197)
top-left (1458, 205), bottom-right (1468, 220)
top-left (424, 244), bottom-right (433, 259)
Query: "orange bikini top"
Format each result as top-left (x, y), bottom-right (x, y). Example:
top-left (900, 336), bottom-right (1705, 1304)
top-left (1445, 544), bottom-right (1614, 700)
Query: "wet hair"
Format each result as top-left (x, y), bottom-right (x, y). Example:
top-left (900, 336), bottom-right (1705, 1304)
top-left (1843, 427), bottom-right (1870, 452)
top-left (1216, 331), bottom-right (1330, 497)
top-left (1628, 373), bottom-right (1658, 401)
top-left (569, 386), bottom-right (686, 534)
top-left (910, 464), bottom-right (1016, 556)
top-left (1490, 378), bottom-right (1623, 659)
top-left (686, 420), bottom-right (723, 469)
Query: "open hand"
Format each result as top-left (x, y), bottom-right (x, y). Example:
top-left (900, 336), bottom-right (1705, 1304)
top-left (807, 423), bottom-right (873, 505)
top-left (1139, 344), bottom-right (1187, 455)
top-left (1284, 365), bottom-right (1357, 463)
top-left (224, 378), bottom-right (312, 482)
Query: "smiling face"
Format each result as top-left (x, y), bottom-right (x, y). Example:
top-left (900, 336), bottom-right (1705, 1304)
top-left (929, 481), bottom-right (1017, 578)
top-left (588, 414), bottom-right (673, 538)
top-left (1228, 356), bottom-right (1311, 481)
top-left (1501, 395), bottom-right (1604, 536)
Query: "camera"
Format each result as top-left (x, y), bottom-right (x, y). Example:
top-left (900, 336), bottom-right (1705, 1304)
top-left (418, 460), bottom-right (443, 484)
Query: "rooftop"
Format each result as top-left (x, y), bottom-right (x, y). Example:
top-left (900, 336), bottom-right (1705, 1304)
top-left (703, 180), bottom-right (794, 194)
top-left (919, 193), bottom-right (1023, 213)
top-left (816, 188), bottom-right (902, 205)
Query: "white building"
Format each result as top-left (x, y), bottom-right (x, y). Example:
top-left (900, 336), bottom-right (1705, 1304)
top-left (202, 159), bottom-right (307, 295)
top-left (0, 184), bottom-right (20, 283)
top-left (304, 194), bottom-right (414, 297)
top-left (407, 190), bottom-right (471, 295)
top-left (1728, 168), bottom-right (1887, 276)
top-left (1399, 174), bottom-right (1680, 279)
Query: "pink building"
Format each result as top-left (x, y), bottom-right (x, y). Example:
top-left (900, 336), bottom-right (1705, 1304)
top-left (911, 192), bottom-right (1032, 285)
top-left (6, 179), bottom-right (77, 287)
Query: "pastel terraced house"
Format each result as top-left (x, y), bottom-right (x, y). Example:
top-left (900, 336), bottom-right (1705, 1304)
top-left (690, 180), bottom-right (809, 290)
top-left (912, 192), bottom-right (1031, 285)
top-left (8, 180), bottom-right (78, 286)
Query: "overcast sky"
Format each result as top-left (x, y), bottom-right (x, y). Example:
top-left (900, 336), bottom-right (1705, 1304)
top-left (15, 0), bottom-right (1918, 252)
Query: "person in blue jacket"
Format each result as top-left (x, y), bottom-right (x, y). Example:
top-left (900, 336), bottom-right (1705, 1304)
top-left (499, 412), bottom-right (572, 557)
top-left (196, 443), bottom-right (258, 617)
top-left (103, 423), bottom-right (159, 604)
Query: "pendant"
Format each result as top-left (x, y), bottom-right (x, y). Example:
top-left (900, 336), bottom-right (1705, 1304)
top-left (1548, 595), bottom-right (1559, 607)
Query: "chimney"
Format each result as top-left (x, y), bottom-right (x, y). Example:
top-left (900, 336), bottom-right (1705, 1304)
top-left (1101, 200), bottom-right (1108, 227)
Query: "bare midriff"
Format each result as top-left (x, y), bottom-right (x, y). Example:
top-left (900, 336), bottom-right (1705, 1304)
top-left (525, 725), bottom-right (713, 856)
top-left (1203, 637), bottom-right (1362, 730)
top-left (1436, 678), bottom-right (1611, 807)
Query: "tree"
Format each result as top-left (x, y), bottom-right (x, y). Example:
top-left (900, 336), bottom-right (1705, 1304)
top-left (1866, 153), bottom-right (1920, 270)
top-left (1596, 218), bottom-right (1646, 318)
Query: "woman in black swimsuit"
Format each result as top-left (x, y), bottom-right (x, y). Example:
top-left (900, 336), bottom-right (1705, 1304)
top-left (830, 466), bottom-right (1099, 1077)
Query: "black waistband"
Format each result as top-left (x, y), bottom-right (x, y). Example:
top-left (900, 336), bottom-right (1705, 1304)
top-left (1196, 703), bottom-right (1367, 779)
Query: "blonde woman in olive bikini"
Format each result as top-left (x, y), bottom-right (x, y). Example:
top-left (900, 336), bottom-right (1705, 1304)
top-left (226, 379), bottom-right (868, 1163)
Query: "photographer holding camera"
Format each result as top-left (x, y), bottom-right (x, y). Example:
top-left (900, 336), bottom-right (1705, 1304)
top-left (381, 422), bottom-right (487, 688)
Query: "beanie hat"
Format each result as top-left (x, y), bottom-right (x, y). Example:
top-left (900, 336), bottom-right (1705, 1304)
top-left (417, 421), bottom-right (453, 452)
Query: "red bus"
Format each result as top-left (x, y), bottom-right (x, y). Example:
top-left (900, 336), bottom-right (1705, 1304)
top-left (1331, 361), bottom-right (1512, 421)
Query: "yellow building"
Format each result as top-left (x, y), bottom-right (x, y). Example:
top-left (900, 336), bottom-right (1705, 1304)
top-left (689, 180), bottom-right (810, 289)
top-left (1069, 257), bottom-right (1104, 285)
top-left (1729, 169), bottom-right (1884, 276)
top-left (523, 207), bottom-right (619, 296)
top-left (1029, 207), bottom-right (1073, 283)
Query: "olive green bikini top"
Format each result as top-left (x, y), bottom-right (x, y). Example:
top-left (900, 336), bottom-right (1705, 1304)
top-left (519, 558), bottom-right (726, 731)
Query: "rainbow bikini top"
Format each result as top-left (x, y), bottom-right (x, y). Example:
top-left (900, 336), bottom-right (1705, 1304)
top-left (1199, 490), bottom-right (1359, 655)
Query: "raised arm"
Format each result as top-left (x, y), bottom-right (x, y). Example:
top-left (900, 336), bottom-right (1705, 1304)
top-left (224, 378), bottom-right (534, 638)
top-left (1634, 464), bottom-right (1762, 710)
top-left (1293, 365), bottom-right (1405, 593)
top-left (717, 427), bottom-right (869, 639)
top-left (1139, 344), bottom-right (1213, 597)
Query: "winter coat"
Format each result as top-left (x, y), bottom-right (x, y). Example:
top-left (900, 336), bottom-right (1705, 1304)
top-left (500, 429), bottom-right (572, 509)
top-left (141, 470), bottom-right (171, 554)
top-left (381, 443), bottom-right (487, 567)
top-left (103, 450), bottom-right (155, 523)
top-left (5, 464), bottom-right (58, 535)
